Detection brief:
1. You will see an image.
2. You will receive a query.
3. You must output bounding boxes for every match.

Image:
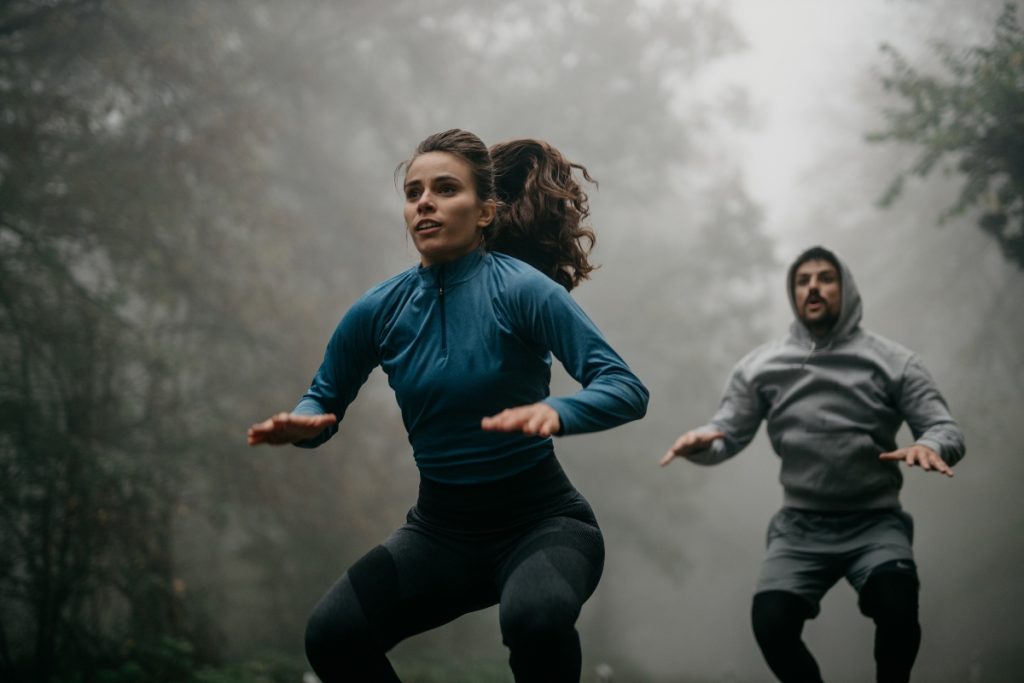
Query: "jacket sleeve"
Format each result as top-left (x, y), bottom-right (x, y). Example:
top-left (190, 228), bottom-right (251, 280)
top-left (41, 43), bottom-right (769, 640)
top-left (898, 354), bottom-right (965, 466)
top-left (688, 358), bottom-right (768, 465)
top-left (291, 297), bottom-right (380, 448)
top-left (512, 280), bottom-right (648, 435)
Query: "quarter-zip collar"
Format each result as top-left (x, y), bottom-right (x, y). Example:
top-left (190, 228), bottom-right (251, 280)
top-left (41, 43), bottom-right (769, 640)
top-left (416, 248), bottom-right (486, 358)
top-left (416, 247), bottom-right (486, 290)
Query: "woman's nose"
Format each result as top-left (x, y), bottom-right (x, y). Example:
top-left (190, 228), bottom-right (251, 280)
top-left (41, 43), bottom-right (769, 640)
top-left (417, 191), bottom-right (435, 212)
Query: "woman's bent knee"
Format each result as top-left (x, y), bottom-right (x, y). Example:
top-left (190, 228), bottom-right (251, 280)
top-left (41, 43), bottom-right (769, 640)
top-left (304, 573), bottom-right (376, 672)
top-left (501, 597), bottom-right (578, 647)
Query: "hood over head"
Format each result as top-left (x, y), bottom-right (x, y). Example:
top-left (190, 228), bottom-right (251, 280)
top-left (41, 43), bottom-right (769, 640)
top-left (786, 246), bottom-right (862, 344)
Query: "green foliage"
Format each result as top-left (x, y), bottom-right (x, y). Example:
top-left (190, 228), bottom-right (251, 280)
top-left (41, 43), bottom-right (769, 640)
top-left (869, 2), bottom-right (1024, 267)
top-left (190, 651), bottom-right (308, 683)
top-left (93, 637), bottom-right (195, 683)
top-left (83, 646), bottom-right (308, 683)
top-left (392, 657), bottom-right (513, 683)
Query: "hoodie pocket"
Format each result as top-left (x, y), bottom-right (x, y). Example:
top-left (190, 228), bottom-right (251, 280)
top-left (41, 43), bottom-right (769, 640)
top-left (777, 430), bottom-right (901, 503)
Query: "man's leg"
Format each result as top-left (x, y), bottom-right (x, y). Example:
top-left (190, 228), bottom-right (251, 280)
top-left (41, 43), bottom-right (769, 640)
top-left (753, 508), bottom-right (844, 683)
top-left (858, 561), bottom-right (921, 683)
top-left (845, 509), bottom-right (920, 683)
top-left (497, 515), bottom-right (604, 683)
top-left (751, 590), bottom-right (825, 683)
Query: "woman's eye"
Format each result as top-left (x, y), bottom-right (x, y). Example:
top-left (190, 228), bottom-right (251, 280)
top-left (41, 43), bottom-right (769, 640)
top-left (405, 188), bottom-right (421, 201)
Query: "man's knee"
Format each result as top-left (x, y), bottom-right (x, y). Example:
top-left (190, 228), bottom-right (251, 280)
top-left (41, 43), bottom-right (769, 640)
top-left (859, 562), bottom-right (919, 625)
top-left (751, 590), bottom-right (816, 641)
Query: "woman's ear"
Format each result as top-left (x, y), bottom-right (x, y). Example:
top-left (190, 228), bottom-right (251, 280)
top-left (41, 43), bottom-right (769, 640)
top-left (477, 198), bottom-right (497, 228)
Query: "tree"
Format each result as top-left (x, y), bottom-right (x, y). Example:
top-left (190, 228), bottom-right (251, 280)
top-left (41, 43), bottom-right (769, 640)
top-left (0, 1), bottom-right (314, 679)
top-left (869, 2), bottom-right (1024, 268)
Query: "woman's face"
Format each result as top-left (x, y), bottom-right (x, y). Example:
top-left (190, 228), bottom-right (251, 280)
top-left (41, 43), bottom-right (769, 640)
top-left (403, 151), bottom-right (495, 267)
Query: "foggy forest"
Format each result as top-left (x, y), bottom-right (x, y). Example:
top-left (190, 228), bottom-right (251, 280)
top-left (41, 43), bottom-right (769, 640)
top-left (2, 0), bottom-right (1022, 681)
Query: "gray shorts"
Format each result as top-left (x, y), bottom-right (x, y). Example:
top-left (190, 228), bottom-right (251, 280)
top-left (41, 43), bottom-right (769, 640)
top-left (754, 507), bottom-right (915, 616)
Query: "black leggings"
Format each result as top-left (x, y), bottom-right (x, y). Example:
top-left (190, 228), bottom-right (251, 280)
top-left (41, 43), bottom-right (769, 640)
top-left (304, 456), bottom-right (604, 683)
top-left (751, 562), bottom-right (920, 683)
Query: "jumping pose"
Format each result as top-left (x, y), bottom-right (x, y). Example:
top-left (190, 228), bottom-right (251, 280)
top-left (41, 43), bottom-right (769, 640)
top-left (249, 129), bottom-right (648, 682)
top-left (660, 246), bottom-right (964, 683)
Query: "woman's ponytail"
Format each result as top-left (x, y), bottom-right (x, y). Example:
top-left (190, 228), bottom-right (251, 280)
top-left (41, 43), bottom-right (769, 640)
top-left (487, 140), bottom-right (597, 291)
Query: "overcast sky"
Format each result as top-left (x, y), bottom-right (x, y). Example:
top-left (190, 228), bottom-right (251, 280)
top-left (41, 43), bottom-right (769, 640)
top-left (700, 0), bottom-right (1001, 253)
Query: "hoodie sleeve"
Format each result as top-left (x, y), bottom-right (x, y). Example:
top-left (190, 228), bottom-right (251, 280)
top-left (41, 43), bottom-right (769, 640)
top-left (898, 354), bottom-right (966, 466)
top-left (688, 357), bottom-right (769, 465)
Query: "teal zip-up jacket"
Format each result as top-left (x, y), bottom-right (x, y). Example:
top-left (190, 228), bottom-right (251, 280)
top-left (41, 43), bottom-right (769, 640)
top-left (688, 253), bottom-right (965, 510)
top-left (294, 249), bottom-right (649, 484)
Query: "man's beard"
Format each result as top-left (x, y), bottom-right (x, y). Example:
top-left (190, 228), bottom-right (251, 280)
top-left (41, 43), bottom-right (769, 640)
top-left (802, 306), bottom-right (839, 335)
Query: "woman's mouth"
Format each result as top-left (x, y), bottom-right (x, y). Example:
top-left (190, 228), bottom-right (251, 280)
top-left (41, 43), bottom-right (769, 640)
top-left (415, 220), bottom-right (442, 232)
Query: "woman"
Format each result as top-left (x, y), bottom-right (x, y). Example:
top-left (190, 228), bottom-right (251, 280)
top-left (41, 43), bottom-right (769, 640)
top-left (247, 129), bottom-right (648, 682)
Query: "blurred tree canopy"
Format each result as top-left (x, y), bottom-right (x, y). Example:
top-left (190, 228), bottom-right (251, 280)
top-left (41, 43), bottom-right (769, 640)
top-left (0, 1), bottom-right (320, 680)
top-left (869, 2), bottom-right (1024, 268)
top-left (0, 0), bottom-right (771, 680)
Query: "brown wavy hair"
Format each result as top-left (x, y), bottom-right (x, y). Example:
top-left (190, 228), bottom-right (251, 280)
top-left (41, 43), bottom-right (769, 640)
top-left (401, 130), bottom-right (597, 291)
top-left (488, 139), bottom-right (597, 291)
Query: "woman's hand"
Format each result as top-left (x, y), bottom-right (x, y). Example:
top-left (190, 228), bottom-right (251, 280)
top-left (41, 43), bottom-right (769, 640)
top-left (247, 412), bottom-right (337, 446)
top-left (481, 403), bottom-right (561, 438)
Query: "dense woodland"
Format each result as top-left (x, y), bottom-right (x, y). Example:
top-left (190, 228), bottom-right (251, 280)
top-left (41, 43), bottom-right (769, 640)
top-left (1, 1), bottom-right (1021, 681)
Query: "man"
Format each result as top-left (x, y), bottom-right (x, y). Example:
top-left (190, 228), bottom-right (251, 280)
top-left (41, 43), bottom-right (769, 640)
top-left (660, 246), bottom-right (964, 683)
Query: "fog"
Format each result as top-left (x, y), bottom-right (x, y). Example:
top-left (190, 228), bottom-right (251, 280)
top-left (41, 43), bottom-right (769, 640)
top-left (2, 1), bottom-right (1021, 681)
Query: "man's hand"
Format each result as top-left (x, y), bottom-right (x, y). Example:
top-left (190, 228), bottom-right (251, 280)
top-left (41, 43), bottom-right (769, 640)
top-left (879, 444), bottom-right (953, 477)
top-left (659, 430), bottom-right (725, 467)
top-left (481, 403), bottom-right (561, 437)
top-left (247, 412), bottom-right (337, 446)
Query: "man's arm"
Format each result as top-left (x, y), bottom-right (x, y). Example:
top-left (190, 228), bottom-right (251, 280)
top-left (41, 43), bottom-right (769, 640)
top-left (661, 362), bottom-right (767, 467)
top-left (880, 354), bottom-right (965, 476)
top-left (660, 429), bottom-right (726, 466)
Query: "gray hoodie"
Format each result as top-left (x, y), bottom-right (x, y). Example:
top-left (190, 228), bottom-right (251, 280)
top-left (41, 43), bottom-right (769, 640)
top-left (688, 253), bottom-right (965, 511)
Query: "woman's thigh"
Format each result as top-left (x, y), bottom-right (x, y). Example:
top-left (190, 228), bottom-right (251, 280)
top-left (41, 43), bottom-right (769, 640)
top-left (311, 525), bottom-right (499, 651)
top-left (497, 515), bottom-right (605, 629)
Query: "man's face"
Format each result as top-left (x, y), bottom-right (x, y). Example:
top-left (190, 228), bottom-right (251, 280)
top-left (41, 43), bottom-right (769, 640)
top-left (793, 259), bottom-right (841, 335)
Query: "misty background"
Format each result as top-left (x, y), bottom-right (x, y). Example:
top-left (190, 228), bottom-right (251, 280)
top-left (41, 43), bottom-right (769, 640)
top-left (2, 0), bottom-right (1021, 681)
